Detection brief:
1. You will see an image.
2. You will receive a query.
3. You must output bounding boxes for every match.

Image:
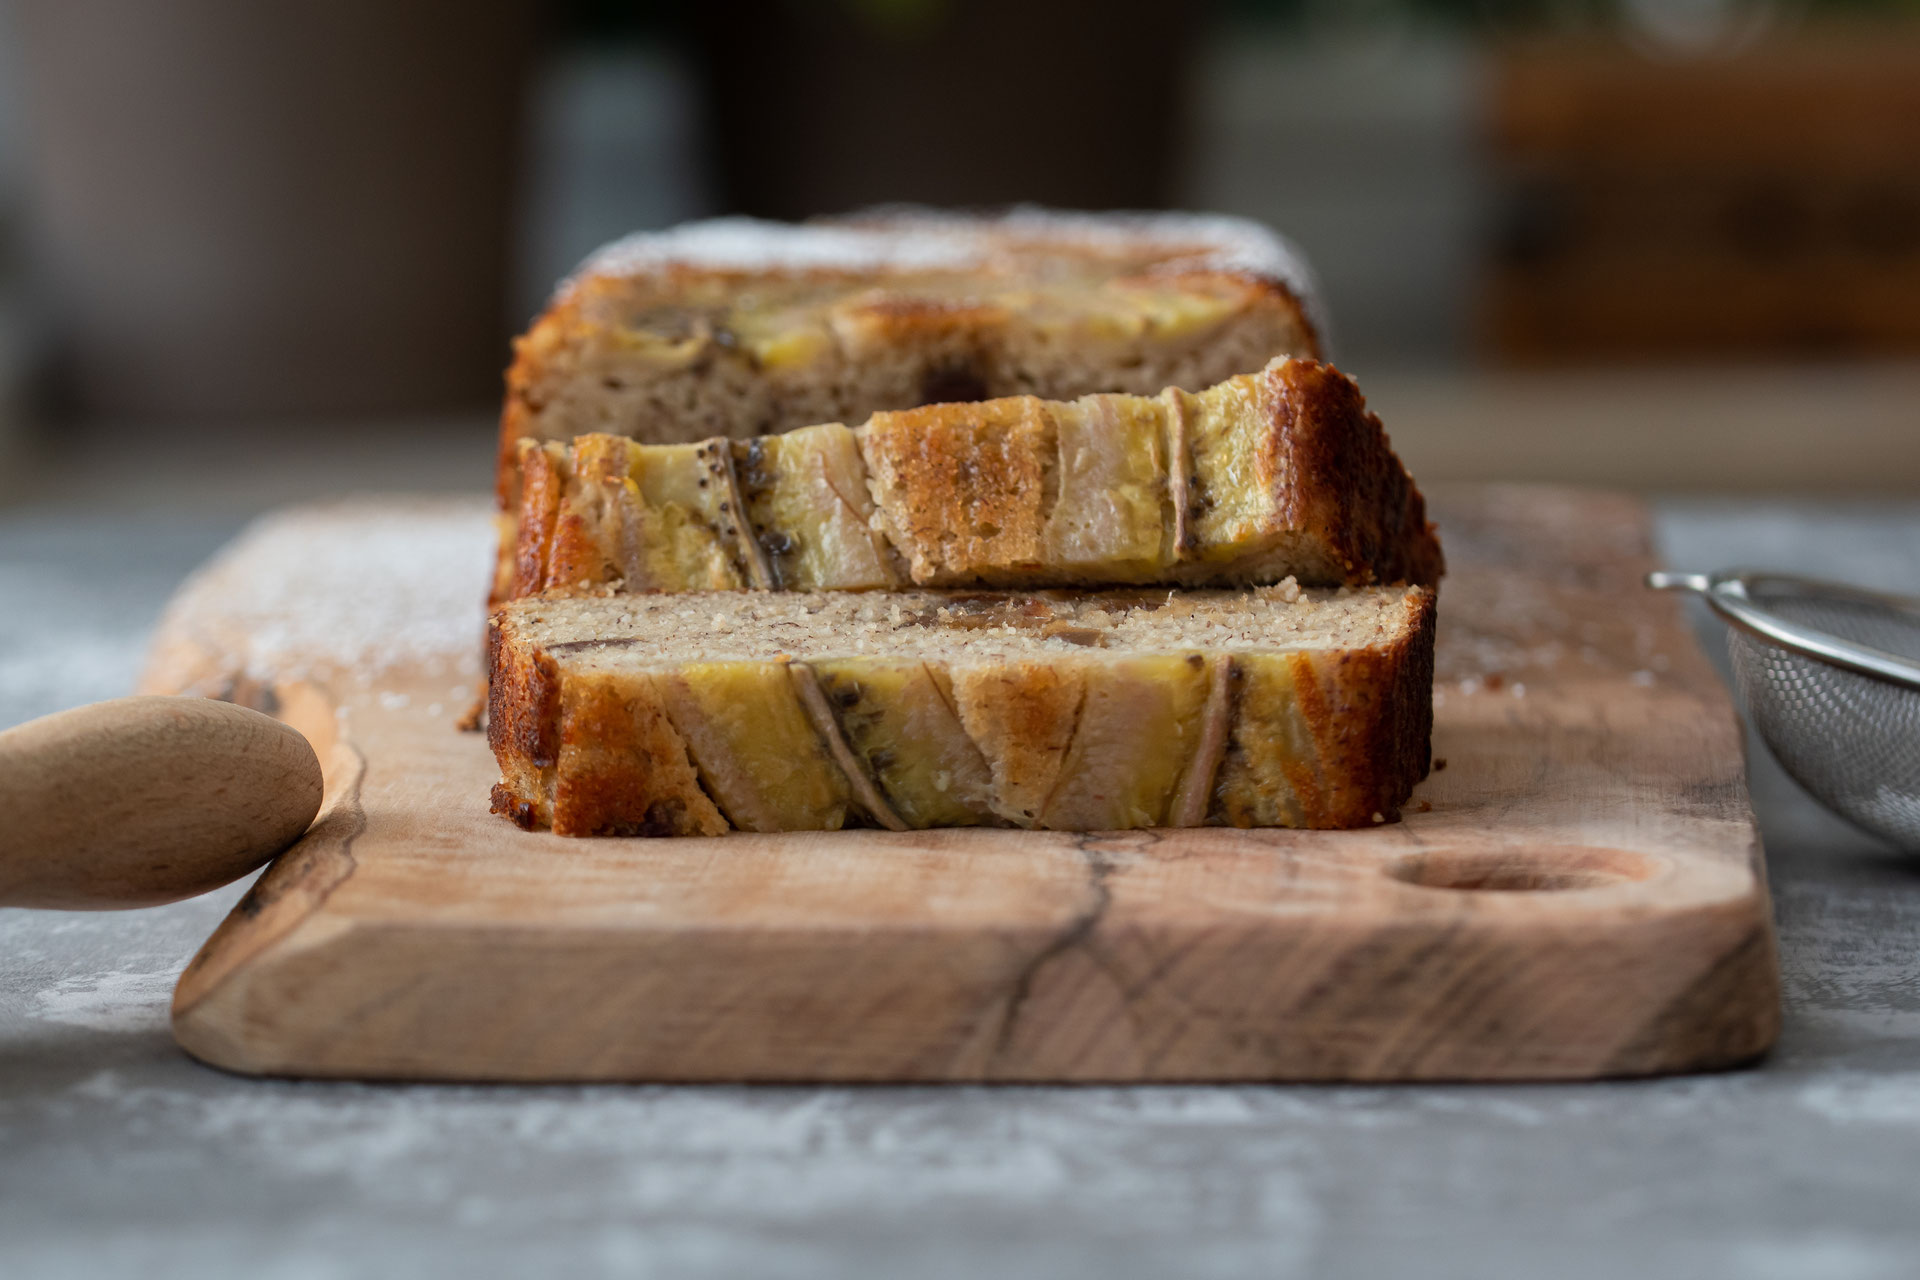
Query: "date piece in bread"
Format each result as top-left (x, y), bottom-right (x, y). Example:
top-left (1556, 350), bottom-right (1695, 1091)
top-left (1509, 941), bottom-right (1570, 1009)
top-left (498, 209), bottom-right (1324, 502)
top-left (506, 357), bottom-right (1442, 602)
top-left (487, 584), bottom-right (1435, 837)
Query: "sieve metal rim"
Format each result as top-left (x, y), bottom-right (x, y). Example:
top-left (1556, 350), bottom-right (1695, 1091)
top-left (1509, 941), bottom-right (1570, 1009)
top-left (1647, 570), bottom-right (1920, 693)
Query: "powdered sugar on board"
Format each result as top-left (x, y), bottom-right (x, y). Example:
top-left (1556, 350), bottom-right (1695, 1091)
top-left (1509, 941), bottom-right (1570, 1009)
top-left (141, 498), bottom-right (494, 694)
top-left (566, 207), bottom-right (1329, 341)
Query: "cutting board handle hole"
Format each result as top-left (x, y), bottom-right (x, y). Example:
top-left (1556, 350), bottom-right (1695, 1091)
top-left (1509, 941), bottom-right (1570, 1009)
top-left (1389, 847), bottom-right (1662, 893)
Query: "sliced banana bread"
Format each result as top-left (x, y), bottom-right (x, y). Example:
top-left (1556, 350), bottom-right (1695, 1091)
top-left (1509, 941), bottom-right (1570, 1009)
top-left (499, 208), bottom-right (1323, 498)
top-left (506, 357), bottom-right (1440, 602)
top-left (487, 584), bottom-right (1435, 837)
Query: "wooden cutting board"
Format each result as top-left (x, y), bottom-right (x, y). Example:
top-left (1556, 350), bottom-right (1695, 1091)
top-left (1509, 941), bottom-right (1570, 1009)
top-left (141, 486), bottom-right (1779, 1082)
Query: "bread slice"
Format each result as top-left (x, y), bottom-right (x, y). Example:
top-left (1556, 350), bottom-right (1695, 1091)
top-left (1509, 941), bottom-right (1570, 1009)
top-left (498, 209), bottom-right (1323, 497)
top-left (487, 584), bottom-right (1435, 837)
top-left (506, 357), bottom-right (1441, 602)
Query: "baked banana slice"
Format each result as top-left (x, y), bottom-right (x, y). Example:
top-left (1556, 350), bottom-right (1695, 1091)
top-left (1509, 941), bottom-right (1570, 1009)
top-left (808, 660), bottom-right (996, 829)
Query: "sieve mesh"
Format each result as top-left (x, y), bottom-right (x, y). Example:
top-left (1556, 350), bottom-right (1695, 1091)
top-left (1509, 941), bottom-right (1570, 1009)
top-left (1655, 572), bottom-right (1920, 850)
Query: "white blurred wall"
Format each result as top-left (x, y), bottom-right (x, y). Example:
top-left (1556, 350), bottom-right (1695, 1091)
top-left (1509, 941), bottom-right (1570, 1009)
top-left (1184, 31), bottom-right (1488, 376)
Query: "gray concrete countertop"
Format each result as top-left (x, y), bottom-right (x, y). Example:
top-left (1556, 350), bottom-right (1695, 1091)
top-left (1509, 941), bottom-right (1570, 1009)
top-left (4, 496), bottom-right (1920, 1280)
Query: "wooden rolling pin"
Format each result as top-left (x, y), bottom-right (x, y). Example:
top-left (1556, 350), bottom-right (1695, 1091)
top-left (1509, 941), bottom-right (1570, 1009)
top-left (0, 696), bottom-right (323, 909)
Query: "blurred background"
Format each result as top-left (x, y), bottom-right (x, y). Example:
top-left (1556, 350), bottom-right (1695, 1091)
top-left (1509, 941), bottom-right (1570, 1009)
top-left (0, 0), bottom-right (1916, 510)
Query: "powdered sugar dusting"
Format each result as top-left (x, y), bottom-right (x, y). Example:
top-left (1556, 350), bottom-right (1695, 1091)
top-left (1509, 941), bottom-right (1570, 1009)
top-left (577, 218), bottom-right (981, 278)
top-left (33, 967), bottom-right (176, 1033)
top-left (566, 207), bottom-right (1327, 337)
top-left (148, 499), bottom-right (494, 690)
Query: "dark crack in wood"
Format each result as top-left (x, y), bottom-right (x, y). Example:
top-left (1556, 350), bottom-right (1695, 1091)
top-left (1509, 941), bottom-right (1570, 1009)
top-left (987, 835), bottom-right (1116, 1072)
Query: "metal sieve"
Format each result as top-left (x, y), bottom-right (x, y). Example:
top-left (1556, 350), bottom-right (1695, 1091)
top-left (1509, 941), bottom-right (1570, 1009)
top-left (1649, 570), bottom-right (1920, 850)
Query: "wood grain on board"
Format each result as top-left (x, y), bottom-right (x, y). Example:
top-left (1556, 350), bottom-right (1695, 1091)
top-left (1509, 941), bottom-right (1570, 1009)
top-left (141, 486), bottom-right (1779, 1082)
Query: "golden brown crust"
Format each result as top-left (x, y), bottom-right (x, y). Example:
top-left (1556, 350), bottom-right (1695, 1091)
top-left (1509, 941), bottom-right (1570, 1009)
top-left (1204, 589), bottom-right (1436, 831)
top-left (1260, 361), bottom-right (1445, 589)
top-left (512, 441), bottom-right (563, 599)
top-left (550, 673), bottom-right (729, 838)
top-left (860, 397), bottom-right (1054, 584)
top-left (485, 616), bottom-right (561, 827)
top-left (1281, 589), bottom-right (1437, 828)
top-left (486, 615), bottom-right (731, 838)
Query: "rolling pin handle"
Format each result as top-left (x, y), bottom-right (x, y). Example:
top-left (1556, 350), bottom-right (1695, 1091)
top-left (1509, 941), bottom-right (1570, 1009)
top-left (0, 696), bottom-right (323, 911)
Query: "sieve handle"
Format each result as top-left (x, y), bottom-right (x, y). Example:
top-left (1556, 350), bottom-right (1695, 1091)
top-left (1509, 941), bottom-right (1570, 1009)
top-left (1646, 572), bottom-right (1710, 594)
top-left (1646, 569), bottom-right (1920, 692)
